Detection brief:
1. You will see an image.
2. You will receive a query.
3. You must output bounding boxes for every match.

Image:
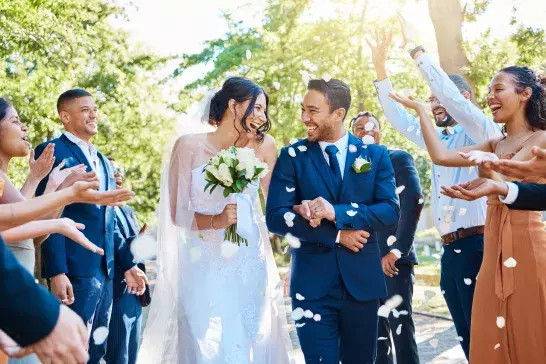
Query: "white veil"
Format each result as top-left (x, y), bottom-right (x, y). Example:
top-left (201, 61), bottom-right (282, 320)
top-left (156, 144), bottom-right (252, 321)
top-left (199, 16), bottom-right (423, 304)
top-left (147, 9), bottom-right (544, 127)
top-left (137, 91), bottom-right (295, 363)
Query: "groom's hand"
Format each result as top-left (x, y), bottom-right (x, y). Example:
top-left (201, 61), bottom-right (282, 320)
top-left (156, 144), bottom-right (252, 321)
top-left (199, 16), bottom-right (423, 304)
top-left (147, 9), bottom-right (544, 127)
top-left (309, 197), bottom-right (335, 222)
top-left (339, 230), bottom-right (370, 253)
top-left (293, 201), bottom-right (323, 228)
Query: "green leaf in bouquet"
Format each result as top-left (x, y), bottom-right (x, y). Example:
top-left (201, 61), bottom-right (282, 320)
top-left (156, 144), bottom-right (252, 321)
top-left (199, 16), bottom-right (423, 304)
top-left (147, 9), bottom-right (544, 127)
top-left (223, 188), bottom-right (231, 198)
top-left (254, 167), bottom-right (265, 178)
top-left (210, 184), bottom-right (219, 194)
top-left (205, 171), bottom-right (216, 183)
top-left (204, 181), bottom-right (214, 193)
top-left (235, 179), bottom-right (243, 192)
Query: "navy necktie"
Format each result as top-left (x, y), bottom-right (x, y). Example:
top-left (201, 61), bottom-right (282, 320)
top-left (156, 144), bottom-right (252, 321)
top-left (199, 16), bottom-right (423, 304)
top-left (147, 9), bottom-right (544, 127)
top-left (325, 145), bottom-right (342, 192)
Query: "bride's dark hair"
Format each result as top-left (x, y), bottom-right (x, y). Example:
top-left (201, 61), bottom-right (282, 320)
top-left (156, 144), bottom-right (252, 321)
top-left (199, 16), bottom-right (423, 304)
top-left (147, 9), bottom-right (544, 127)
top-left (208, 77), bottom-right (271, 144)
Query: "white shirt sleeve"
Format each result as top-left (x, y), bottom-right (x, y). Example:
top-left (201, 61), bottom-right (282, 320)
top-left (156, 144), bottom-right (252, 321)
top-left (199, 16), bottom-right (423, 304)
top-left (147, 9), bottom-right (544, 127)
top-left (336, 231), bottom-right (340, 244)
top-left (415, 53), bottom-right (503, 144)
top-left (373, 78), bottom-right (427, 149)
top-left (499, 182), bottom-right (519, 205)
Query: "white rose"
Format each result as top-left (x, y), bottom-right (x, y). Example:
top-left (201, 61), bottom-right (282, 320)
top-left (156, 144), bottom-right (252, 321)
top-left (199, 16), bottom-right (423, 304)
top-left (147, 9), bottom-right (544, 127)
top-left (353, 156), bottom-right (366, 170)
top-left (217, 163), bottom-right (233, 187)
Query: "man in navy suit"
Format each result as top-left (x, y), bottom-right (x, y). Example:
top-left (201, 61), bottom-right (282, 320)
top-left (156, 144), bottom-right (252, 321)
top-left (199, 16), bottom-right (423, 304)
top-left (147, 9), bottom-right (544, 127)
top-left (352, 112), bottom-right (423, 364)
top-left (106, 158), bottom-right (146, 364)
top-left (266, 79), bottom-right (400, 364)
top-left (35, 89), bottom-right (146, 363)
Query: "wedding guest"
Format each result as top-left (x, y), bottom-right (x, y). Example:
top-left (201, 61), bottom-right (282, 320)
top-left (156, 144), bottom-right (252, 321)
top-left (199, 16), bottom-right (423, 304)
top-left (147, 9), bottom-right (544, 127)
top-left (352, 112), bottom-right (423, 364)
top-left (35, 89), bottom-right (146, 363)
top-left (367, 23), bottom-right (502, 358)
top-left (391, 65), bottom-right (546, 364)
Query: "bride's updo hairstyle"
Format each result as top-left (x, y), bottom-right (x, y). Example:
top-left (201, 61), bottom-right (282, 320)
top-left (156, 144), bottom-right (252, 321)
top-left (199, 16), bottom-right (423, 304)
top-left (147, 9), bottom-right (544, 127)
top-left (209, 77), bottom-right (271, 144)
top-left (500, 66), bottom-right (546, 131)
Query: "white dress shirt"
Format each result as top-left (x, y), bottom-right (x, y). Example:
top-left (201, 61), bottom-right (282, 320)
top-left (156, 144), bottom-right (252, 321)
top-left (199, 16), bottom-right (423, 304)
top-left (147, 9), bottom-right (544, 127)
top-left (374, 53), bottom-right (504, 236)
top-left (318, 131), bottom-right (349, 243)
top-left (500, 182), bottom-right (519, 205)
top-left (63, 131), bottom-right (107, 191)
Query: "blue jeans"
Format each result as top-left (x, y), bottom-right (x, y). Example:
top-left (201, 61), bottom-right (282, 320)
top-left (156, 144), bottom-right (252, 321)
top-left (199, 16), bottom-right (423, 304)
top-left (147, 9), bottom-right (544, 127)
top-left (105, 292), bottom-right (142, 364)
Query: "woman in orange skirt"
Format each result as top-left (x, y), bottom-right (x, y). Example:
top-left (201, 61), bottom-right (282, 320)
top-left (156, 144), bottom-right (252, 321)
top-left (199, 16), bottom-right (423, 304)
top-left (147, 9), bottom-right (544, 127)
top-left (391, 65), bottom-right (546, 363)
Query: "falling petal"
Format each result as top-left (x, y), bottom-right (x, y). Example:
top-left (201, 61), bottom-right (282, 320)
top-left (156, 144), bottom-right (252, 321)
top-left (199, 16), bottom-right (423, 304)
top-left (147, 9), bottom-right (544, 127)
top-left (392, 309), bottom-right (400, 318)
top-left (387, 236), bottom-right (397, 246)
top-left (285, 233), bottom-right (301, 249)
top-left (391, 249), bottom-right (402, 259)
top-left (395, 186), bottom-right (405, 195)
top-left (399, 310), bottom-right (409, 316)
top-left (378, 337), bottom-right (388, 341)
top-left (362, 135), bottom-right (375, 145)
top-left (304, 310), bottom-right (314, 319)
top-left (313, 35), bottom-right (321, 42)
top-left (496, 316), bottom-right (505, 329)
top-left (441, 290), bottom-right (446, 295)
top-left (93, 327), bottom-right (109, 345)
top-left (130, 234), bottom-right (158, 263)
top-left (291, 307), bottom-right (304, 321)
top-left (288, 147), bottom-right (296, 157)
top-left (459, 208), bottom-right (467, 216)
top-left (365, 121), bottom-right (375, 131)
top-left (295, 323), bottom-right (306, 328)
top-left (503, 257), bottom-right (517, 268)
top-left (286, 187), bottom-right (295, 192)
top-left (432, 253), bottom-right (441, 260)
top-left (298, 145), bottom-right (308, 152)
top-left (386, 295), bottom-right (403, 309)
top-left (348, 144), bottom-right (357, 153)
top-left (351, 202), bottom-right (359, 208)
top-left (246, 50), bottom-right (252, 60)
top-left (454, 249), bottom-right (462, 254)
top-left (424, 290), bottom-right (436, 301)
top-left (286, 220), bottom-right (294, 227)
top-left (456, 336), bottom-right (464, 342)
top-left (295, 293), bottom-right (305, 301)
top-left (418, 198), bottom-right (424, 204)
top-left (387, 346), bottom-right (391, 355)
top-left (377, 305), bottom-right (391, 318)
top-left (190, 247), bottom-right (202, 263)
top-left (464, 278), bottom-right (472, 285)
top-left (313, 314), bottom-right (321, 322)
top-left (290, 138), bottom-right (298, 145)
top-left (322, 74), bottom-right (332, 82)
top-left (273, 81), bottom-right (281, 90)
top-left (284, 212), bottom-right (296, 221)
top-left (494, 343), bottom-right (501, 350)
top-left (407, 124), bottom-right (416, 132)
top-left (396, 324), bottom-right (402, 335)
top-left (220, 241), bottom-right (239, 259)
top-left (429, 339), bottom-right (439, 348)
top-left (347, 210), bottom-right (357, 217)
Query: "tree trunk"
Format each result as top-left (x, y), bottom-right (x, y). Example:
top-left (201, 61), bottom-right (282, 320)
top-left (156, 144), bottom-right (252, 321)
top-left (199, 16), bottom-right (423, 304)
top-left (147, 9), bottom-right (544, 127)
top-left (428, 0), bottom-right (476, 99)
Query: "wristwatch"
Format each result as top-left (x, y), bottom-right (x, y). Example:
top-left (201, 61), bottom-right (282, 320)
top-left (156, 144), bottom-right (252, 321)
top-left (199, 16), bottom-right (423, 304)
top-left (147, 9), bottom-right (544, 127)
top-left (409, 45), bottom-right (425, 59)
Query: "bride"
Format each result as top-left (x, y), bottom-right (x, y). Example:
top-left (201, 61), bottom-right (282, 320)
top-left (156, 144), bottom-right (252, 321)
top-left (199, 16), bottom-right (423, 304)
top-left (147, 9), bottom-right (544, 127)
top-left (138, 77), bottom-right (293, 363)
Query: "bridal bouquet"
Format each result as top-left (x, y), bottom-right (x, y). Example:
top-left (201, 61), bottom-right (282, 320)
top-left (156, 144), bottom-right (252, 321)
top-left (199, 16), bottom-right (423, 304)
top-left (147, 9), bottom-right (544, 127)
top-left (203, 146), bottom-right (269, 246)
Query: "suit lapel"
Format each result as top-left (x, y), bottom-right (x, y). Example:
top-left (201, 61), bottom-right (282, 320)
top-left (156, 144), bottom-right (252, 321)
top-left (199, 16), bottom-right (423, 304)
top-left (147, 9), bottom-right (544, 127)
top-left (341, 133), bottom-right (364, 197)
top-left (97, 152), bottom-right (111, 191)
top-left (306, 141), bottom-right (336, 200)
top-left (120, 206), bottom-right (139, 237)
top-left (60, 134), bottom-right (92, 171)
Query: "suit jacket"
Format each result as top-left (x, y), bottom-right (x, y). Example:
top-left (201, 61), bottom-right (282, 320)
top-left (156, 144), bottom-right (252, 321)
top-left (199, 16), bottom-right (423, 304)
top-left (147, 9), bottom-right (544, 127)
top-left (0, 236), bottom-right (60, 346)
top-left (377, 150), bottom-right (423, 265)
top-left (507, 182), bottom-right (546, 211)
top-left (266, 133), bottom-right (400, 301)
top-left (35, 135), bottom-right (134, 279)
top-left (113, 205), bottom-right (145, 300)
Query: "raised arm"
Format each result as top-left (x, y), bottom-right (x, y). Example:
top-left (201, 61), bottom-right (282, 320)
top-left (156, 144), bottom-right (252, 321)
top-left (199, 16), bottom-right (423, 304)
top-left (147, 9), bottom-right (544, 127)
top-left (366, 30), bottom-right (427, 149)
top-left (266, 147), bottom-right (338, 247)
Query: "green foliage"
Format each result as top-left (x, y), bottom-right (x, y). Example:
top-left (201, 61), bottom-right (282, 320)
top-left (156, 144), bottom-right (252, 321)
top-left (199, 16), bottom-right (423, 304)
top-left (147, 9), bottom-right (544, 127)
top-left (0, 0), bottom-right (174, 223)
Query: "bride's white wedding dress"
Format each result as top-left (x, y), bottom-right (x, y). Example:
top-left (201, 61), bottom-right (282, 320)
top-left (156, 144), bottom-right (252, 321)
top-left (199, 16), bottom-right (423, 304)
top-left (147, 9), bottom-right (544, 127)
top-left (138, 133), bottom-right (292, 363)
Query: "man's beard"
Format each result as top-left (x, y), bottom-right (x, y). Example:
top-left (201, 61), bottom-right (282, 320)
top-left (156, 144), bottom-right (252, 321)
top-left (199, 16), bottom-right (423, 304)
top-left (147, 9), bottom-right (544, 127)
top-left (310, 124), bottom-right (335, 142)
top-left (435, 113), bottom-right (455, 128)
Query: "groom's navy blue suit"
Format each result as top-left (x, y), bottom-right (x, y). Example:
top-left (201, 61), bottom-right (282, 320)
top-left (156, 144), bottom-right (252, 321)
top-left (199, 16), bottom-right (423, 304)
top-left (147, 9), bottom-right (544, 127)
top-left (266, 133), bottom-right (400, 364)
top-left (35, 134), bottom-right (134, 363)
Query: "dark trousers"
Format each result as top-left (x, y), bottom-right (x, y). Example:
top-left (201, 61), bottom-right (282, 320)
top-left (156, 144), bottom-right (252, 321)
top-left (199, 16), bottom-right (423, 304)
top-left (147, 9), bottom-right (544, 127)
top-left (105, 293), bottom-right (142, 364)
top-left (294, 275), bottom-right (380, 364)
top-left (440, 234), bottom-right (484, 359)
top-left (376, 263), bottom-right (419, 364)
top-left (68, 271), bottom-right (113, 364)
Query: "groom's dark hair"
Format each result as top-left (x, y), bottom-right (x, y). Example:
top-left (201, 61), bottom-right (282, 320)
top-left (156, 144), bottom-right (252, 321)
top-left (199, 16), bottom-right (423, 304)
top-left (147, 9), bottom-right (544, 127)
top-left (57, 88), bottom-right (92, 112)
top-left (307, 79), bottom-right (351, 121)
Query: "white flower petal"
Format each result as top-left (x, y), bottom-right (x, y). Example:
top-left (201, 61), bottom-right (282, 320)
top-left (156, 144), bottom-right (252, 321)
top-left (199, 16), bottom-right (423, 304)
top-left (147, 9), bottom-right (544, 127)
top-left (391, 249), bottom-right (402, 259)
top-left (395, 186), bottom-right (406, 195)
top-left (284, 212), bottom-right (296, 221)
top-left (464, 278), bottom-right (472, 286)
top-left (348, 144), bottom-right (357, 153)
top-left (407, 124), bottom-right (416, 132)
top-left (313, 314), bottom-right (322, 322)
top-left (424, 289), bottom-right (436, 300)
top-left (396, 324), bottom-right (402, 335)
top-left (385, 295), bottom-right (403, 309)
top-left (454, 249), bottom-right (462, 254)
top-left (286, 186), bottom-right (295, 192)
top-left (290, 138), bottom-right (298, 145)
top-left (322, 74), bottom-right (332, 82)
top-left (285, 220), bottom-right (294, 227)
top-left (503, 257), bottom-right (517, 268)
top-left (288, 147), bottom-right (296, 157)
top-left (295, 323), bottom-right (306, 328)
top-left (378, 337), bottom-right (388, 341)
top-left (351, 202), bottom-right (359, 208)
top-left (362, 135), bottom-right (375, 145)
top-left (429, 338), bottom-right (439, 348)
top-left (458, 208), bottom-right (467, 216)
top-left (273, 81), bottom-right (281, 90)
top-left (285, 233), bottom-right (301, 249)
top-left (441, 290), bottom-right (446, 295)
top-left (392, 308), bottom-right (400, 318)
top-left (387, 346), bottom-right (391, 356)
top-left (432, 253), bottom-right (441, 260)
top-left (496, 316), bottom-right (505, 329)
top-left (346, 210), bottom-right (357, 217)
top-left (297, 145), bottom-right (308, 152)
top-left (93, 327), bottom-right (109, 345)
top-left (494, 343), bottom-right (501, 350)
top-left (398, 310), bottom-right (409, 316)
top-left (313, 35), bottom-right (321, 42)
top-left (418, 198), bottom-right (424, 204)
top-left (295, 293), bottom-right (305, 301)
top-left (291, 307), bottom-right (304, 321)
top-left (387, 236), bottom-right (397, 246)
top-left (130, 234), bottom-right (158, 262)
top-left (456, 336), bottom-right (464, 342)
top-left (303, 310), bottom-right (314, 318)
top-left (364, 121), bottom-right (375, 131)
top-left (246, 50), bottom-right (252, 60)
top-left (377, 305), bottom-right (391, 318)
top-left (190, 247), bottom-right (202, 263)
top-left (220, 241), bottom-right (239, 259)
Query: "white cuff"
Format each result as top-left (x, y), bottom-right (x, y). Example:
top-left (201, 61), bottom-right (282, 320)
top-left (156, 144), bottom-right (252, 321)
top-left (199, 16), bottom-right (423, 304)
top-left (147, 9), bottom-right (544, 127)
top-left (335, 231), bottom-right (341, 244)
top-left (499, 182), bottom-right (519, 205)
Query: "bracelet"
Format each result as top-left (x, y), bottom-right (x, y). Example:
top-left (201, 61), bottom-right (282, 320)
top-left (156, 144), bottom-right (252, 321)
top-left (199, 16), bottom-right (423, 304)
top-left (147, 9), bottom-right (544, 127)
top-left (210, 214), bottom-right (216, 230)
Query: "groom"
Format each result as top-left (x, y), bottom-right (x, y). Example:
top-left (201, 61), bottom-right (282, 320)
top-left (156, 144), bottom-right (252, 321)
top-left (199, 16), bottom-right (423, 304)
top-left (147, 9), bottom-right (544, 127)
top-left (266, 79), bottom-right (400, 363)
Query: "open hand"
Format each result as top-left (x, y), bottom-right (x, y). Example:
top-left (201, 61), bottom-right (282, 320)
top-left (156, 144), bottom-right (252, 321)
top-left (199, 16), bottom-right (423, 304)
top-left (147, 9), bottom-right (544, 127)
top-left (29, 144), bottom-right (55, 181)
top-left (45, 161), bottom-right (87, 192)
top-left (488, 145), bottom-right (546, 179)
top-left (397, 11), bottom-right (415, 49)
top-left (124, 266), bottom-right (149, 296)
top-left (70, 181), bottom-right (134, 206)
top-left (364, 29), bottom-right (393, 71)
top-left (459, 151), bottom-right (499, 164)
top-left (389, 93), bottom-right (427, 112)
top-left (440, 177), bottom-right (508, 201)
top-left (54, 218), bottom-right (104, 255)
